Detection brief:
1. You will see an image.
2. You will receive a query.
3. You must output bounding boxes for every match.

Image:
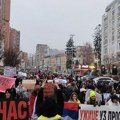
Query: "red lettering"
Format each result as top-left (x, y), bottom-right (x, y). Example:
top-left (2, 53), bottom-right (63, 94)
top-left (84, 110), bottom-right (88, 120)
top-left (80, 110), bottom-right (84, 120)
top-left (80, 110), bottom-right (98, 120)
top-left (18, 101), bottom-right (27, 119)
top-left (95, 111), bottom-right (98, 120)
top-left (7, 101), bottom-right (17, 120)
top-left (0, 101), bottom-right (7, 120)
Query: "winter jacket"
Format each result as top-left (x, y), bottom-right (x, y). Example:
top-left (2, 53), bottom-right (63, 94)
top-left (37, 114), bottom-right (62, 120)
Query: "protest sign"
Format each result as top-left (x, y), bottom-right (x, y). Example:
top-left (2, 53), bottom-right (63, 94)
top-left (0, 99), bottom-right (28, 120)
top-left (4, 66), bottom-right (16, 77)
top-left (55, 79), bottom-right (67, 86)
top-left (0, 75), bottom-right (16, 93)
top-left (43, 82), bottom-right (54, 99)
top-left (18, 72), bottom-right (27, 77)
top-left (79, 104), bottom-right (120, 120)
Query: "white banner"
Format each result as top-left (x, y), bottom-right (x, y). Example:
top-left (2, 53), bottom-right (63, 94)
top-left (18, 71), bottom-right (27, 77)
top-left (79, 104), bottom-right (120, 120)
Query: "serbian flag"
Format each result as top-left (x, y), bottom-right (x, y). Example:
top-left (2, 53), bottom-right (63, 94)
top-left (62, 102), bottom-right (79, 120)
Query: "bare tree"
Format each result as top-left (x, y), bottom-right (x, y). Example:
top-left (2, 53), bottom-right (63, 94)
top-left (3, 48), bottom-right (21, 67)
top-left (82, 42), bottom-right (94, 65)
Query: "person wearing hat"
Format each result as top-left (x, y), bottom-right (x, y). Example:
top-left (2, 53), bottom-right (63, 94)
top-left (106, 94), bottom-right (120, 106)
top-left (87, 90), bottom-right (100, 106)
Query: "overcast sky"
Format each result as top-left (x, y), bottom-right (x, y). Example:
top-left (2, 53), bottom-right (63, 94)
top-left (10, 0), bottom-right (114, 53)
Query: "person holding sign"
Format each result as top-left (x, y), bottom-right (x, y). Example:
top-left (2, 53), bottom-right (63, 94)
top-left (36, 79), bottom-right (64, 118)
top-left (37, 97), bottom-right (62, 120)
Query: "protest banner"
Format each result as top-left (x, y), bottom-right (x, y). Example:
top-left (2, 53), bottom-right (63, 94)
top-left (0, 75), bottom-right (16, 93)
top-left (4, 66), bottom-right (16, 77)
top-left (0, 99), bottom-right (29, 120)
top-left (79, 104), bottom-right (120, 120)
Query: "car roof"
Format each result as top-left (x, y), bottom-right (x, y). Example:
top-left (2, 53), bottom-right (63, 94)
top-left (93, 77), bottom-right (112, 80)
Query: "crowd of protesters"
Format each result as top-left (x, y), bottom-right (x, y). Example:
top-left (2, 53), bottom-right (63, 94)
top-left (0, 70), bottom-right (120, 120)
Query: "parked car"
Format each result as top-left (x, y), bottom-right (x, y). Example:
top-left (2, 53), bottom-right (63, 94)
top-left (81, 75), bottom-right (95, 81)
top-left (93, 77), bottom-right (118, 84)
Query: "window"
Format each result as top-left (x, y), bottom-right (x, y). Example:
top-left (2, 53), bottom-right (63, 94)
top-left (117, 30), bottom-right (120, 38)
top-left (104, 39), bottom-right (108, 45)
top-left (104, 47), bottom-right (107, 54)
top-left (118, 43), bottom-right (120, 49)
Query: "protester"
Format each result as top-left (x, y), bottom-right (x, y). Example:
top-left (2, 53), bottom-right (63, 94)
top-left (16, 81), bottom-right (27, 98)
top-left (86, 90), bottom-right (101, 106)
top-left (4, 88), bottom-right (12, 99)
top-left (106, 94), bottom-right (120, 106)
top-left (79, 88), bottom-right (86, 104)
top-left (36, 79), bottom-right (64, 117)
top-left (69, 92), bottom-right (80, 104)
top-left (29, 88), bottom-right (39, 119)
top-left (10, 84), bottom-right (16, 99)
top-left (37, 97), bottom-right (62, 120)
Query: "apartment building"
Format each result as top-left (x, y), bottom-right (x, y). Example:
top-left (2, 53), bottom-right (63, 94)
top-left (43, 53), bottom-right (66, 72)
top-left (102, 0), bottom-right (120, 66)
top-left (9, 28), bottom-right (20, 51)
top-left (36, 44), bottom-right (49, 69)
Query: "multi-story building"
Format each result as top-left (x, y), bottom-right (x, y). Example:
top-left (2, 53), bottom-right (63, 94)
top-left (44, 53), bottom-right (66, 72)
top-left (28, 53), bottom-right (36, 69)
top-left (36, 44), bottom-right (49, 69)
top-left (19, 51), bottom-right (28, 71)
top-left (9, 28), bottom-right (20, 51)
top-left (102, 0), bottom-right (120, 67)
top-left (1, 0), bottom-right (11, 50)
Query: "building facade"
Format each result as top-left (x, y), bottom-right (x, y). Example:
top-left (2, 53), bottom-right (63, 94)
top-left (28, 53), bottom-right (36, 69)
top-left (1, 0), bottom-right (11, 50)
top-left (102, 0), bottom-right (120, 67)
top-left (43, 53), bottom-right (66, 72)
top-left (36, 44), bottom-right (49, 69)
top-left (9, 28), bottom-right (20, 51)
top-left (19, 52), bottom-right (28, 71)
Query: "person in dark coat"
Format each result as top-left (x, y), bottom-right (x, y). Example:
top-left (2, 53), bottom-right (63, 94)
top-left (37, 97), bottom-right (62, 120)
top-left (36, 80), bottom-right (64, 117)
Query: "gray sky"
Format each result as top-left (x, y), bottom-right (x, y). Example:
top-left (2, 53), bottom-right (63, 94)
top-left (10, 0), bottom-right (113, 53)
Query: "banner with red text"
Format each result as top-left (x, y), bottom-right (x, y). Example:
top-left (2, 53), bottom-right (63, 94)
top-left (0, 75), bottom-right (16, 93)
top-left (0, 99), bottom-right (28, 120)
top-left (79, 104), bottom-right (120, 120)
